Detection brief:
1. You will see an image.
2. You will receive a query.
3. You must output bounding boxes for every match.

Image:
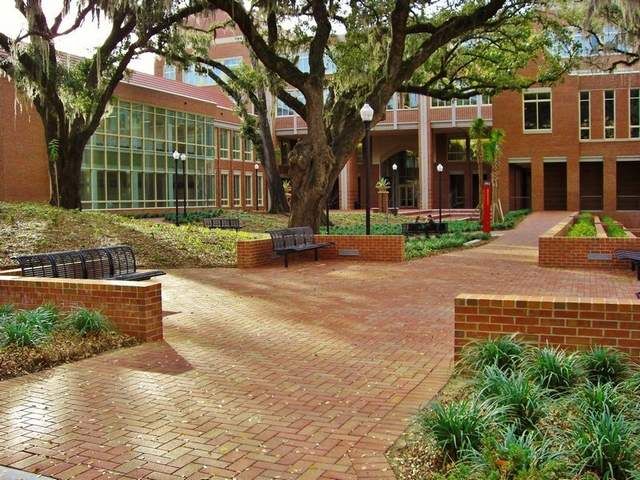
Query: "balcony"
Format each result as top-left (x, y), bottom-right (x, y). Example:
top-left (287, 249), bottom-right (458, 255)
top-left (430, 104), bottom-right (492, 128)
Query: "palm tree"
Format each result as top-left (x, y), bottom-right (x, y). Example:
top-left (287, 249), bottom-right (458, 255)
top-left (484, 128), bottom-right (506, 223)
top-left (469, 118), bottom-right (489, 217)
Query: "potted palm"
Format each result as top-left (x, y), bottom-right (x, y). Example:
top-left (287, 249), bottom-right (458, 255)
top-left (376, 178), bottom-right (390, 214)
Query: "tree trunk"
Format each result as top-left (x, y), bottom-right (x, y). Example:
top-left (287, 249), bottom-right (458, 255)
top-left (52, 139), bottom-right (86, 210)
top-left (255, 91), bottom-right (288, 214)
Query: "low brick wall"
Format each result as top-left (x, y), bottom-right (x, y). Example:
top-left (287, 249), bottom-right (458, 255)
top-left (539, 213), bottom-right (640, 270)
top-left (0, 275), bottom-right (163, 341)
top-left (237, 235), bottom-right (405, 268)
top-left (454, 294), bottom-right (640, 361)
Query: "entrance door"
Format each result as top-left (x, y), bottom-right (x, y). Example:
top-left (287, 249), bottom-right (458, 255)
top-left (544, 162), bottom-right (567, 210)
top-left (580, 162), bottom-right (603, 210)
top-left (509, 163), bottom-right (532, 210)
top-left (449, 174), bottom-right (465, 208)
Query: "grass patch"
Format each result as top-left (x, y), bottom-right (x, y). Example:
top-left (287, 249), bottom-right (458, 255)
top-left (601, 215), bottom-right (627, 238)
top-left (492, 209), bottom-right (531, 230)
top-left (567, 212), bottom-right (597, 238)
top-left (0, 304), bottom-right (138, 380)
top-left (389, 338), bottom-right (640, 480)
top-left (405, 232), bottom-right (490, 260)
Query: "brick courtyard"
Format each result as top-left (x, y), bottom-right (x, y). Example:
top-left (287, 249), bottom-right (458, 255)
top-left (0, 212), bottom-right (638, 479)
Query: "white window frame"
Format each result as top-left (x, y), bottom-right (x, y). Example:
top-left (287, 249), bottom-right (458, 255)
top-left (603, 89), bottom-right (616, 139)
top-left (579, 91), bottom-right (591, 140)
top-left (244, 173), bottom-right (253, 206)
top-left (220, 171), bottom-right (229, 207)
top-left (232, 172), bottom-right (242, 207)
top-left (257, 173), bottom-right (264, 207)
top-left (522, 88), bottom-right (552, 134)
top-left (431, 97), bottom-right (452, 108)
top-left (219, 129), bottom-right (229, 159)
top-left (232, 131), bottom-right (242, 161)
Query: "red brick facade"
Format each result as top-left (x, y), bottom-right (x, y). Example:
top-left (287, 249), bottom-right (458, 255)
top-left (0, 275), bottom-right (163, 341)
top-left (454, 293), bottom-right (640, 361)
top-left (237, 235), bottom-right (405, 268)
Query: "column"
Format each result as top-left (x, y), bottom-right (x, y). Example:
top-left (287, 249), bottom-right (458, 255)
top-left (531, 158), bottom-right (544, 211)
top-left (339, 162), bottom-right (349, 210)
top-left (603, 156), bottom-right (617, 211)
top-left (567, 156), bottom-right (580, 211)
top-left (464, 136), bottom-right (473, 208)
top-left (418, 95), bottom-right (431, 209)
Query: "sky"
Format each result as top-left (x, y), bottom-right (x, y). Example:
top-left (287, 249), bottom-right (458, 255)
top-left (0, 1), bottom-right (155, 73)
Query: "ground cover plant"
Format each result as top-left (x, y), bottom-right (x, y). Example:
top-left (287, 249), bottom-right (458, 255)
top-left (601, 216), bottom-right (627, 238)
top-left (390, 337), bottom-right (640, 480)
top-left (0, 304), bottom-right (138, 380)
top-left (568, 212), bottom-right (597, 237)
top-left (404, 232), bottom-right (490, 260)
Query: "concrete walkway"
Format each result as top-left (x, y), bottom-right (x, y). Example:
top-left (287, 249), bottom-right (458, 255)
top-left (0, 212), bottom-right (637, 479)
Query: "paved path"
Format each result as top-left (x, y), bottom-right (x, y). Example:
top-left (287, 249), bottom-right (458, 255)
top-left (0, 212), bottom-right (637, 480)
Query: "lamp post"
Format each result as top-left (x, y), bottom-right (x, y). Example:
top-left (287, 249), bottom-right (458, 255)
top-left (392, 162), bottom-right (398, 214)
top-left (254, 162), bottom-right (259, 211)
top-left (360, 103), bottom-right (374, 235)
top-left (180, 153), bottom-right (187, 217)
top-left (172, 150), bottom-right (181, 226)
top-left (436, 163), bottom-right (444, 230)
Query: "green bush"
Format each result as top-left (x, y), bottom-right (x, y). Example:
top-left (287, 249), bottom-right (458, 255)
top-left (601, 216), bottom-right (627, 238)
top-left (405, 232), bottom-right (489, 260)
top-left (461, 335), bottom-right (526, 373)
top-left (579, 346), bottom-right (631, 385)
top-left (526, 346), bottom-right (580, 393)
top-left (0, 304), bottom-right (15, 321)
top-left (164, 209), bottom-right (224, 224)
top-left (478, 367), bottom-right (547, 430)
top-left (65, 309), bottom-right (112, 336)
top-left (418, 400), bottom-right (503, 461)
top-left (574, 382), bottom-right (623, 415)
top-left (568, 213), bottom-right (596, 237)
top-left (492, 209), bottom-right (530, 231)
top-left (329, 223), bottom-right (402, 235)
top-left (0, 305), bottom-right (58, 347)
top-left (572, 410), bottom-right (639, 479)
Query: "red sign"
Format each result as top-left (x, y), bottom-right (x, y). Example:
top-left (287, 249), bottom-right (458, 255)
top-left (482, 182), bottom-right (492, 233)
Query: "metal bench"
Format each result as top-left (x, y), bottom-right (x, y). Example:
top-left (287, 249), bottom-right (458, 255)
top-left (12, 246), bottom-right (165, 282)
top-left (268, 227), bottom-right (334, 268)
top-left (614, 250), bottom-right (640, 280)
top-left (203, 217), bottom-right (242, 232)
top-left (401, 222), bottom-right (448, 236)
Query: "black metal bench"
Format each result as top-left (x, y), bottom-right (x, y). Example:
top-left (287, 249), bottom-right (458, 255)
top-left (614, 250), bottom-right (640, 280)
top-left (12, 246), bottom-right (165, 282)
top-left (203, 217), bottom-right (242, 232)
top-left (401, 222), bottom-right (448, 236)
top-left (268, 227), bottom-right (334, 268)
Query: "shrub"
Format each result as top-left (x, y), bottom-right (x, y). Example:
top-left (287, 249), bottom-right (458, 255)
top-left (526, 346), bottom-right (580, 393)
top-left (163, 209), bottom-right (224, 224)
top-left (574, 382), bottom-right (623, 415)
top-left (418, 400), bottom-right (503, 461)
top-left (580, 346), bottom-right (631, 385)
top-left (601, 216), bottom-right (627, 238)
top-left (492, 209), bottom-right (530, 231)
top-left (572, 410), bottom-right (639, 479)
top-left (567, 212), bottom-right (596, 237)
top-left (0, 304), bottom-right (15, 321)
top-left (0, 305), bottom-right (59, 347)
top-left (461, 335), bottom-right (526, 373)
top-left (65, 309), bottom-right (112, 336)
top-left (405, 232), bottom-right (489, 260)
top-left (478, 367), bottom-right (547, 430)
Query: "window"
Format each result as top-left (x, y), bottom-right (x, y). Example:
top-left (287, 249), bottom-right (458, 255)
top-left (398, 92), bottom-right (419, 109)
top-left (447, 138), bottom-right (467, 162)
top-left (431, 98), bottom-right (451, 108)
top-left (220, 173), bottom-right (229, 207)
top-left (523, 90), bottom-right (552, 132)
top-left (481, 95), bottom-right (492, 105)
top-left (277, 99), bottom-right (295, 117)
top-left (163, 64), bottom-right (176, 81)
top-left (296, 53), bottom-right (336, 74)
top-left (257, 173), bottom-right (264, 207)
top-left (219, 130), bottom-right (229, 158)
top-left (580, 91), bottom-right (590, 140)
top-left (604, 90), bottom-right (615, 139)
top-left (244, 174), bottom-right (253, 206)
top-left (456, 96), bottom-right (478, 106)
top-left (232, 132), bottom-right (242, 160)
top-left (387, 94), bottom-right (397, 111)
top-left (232, 173), bottom-right (241, 207)
top-left (630, 89), bottom-right (640, 138)
top-left (244, 138), bottom-right (253, 162)
top-left (183, 64), bottom-right (215, 86)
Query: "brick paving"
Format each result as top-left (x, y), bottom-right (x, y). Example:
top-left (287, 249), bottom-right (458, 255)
top-left (0, 212), bottom-right (638, 479)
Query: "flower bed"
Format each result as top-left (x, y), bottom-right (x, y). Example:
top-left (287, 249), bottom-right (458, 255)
top-left (0, 304), bottom-right (138, 380)
top-left (390, 337), bottom-right (640, 480)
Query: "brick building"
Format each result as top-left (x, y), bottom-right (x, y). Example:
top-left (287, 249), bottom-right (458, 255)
top-left (1, 20), bottom-right (639, 217)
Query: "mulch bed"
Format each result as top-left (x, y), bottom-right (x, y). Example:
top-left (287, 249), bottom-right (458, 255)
top-left (0, 331), bottom-right (139, 380)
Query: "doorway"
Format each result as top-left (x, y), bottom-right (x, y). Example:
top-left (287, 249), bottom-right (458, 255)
top-left (580, 162), bottom-right (603, 210)
top-left (509, 163), bottom-right (532, 210)
top-left (544, 162), bottom-right (567, 210)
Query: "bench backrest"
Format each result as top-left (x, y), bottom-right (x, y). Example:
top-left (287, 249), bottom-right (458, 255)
top-left (268, 226), bottom-right (315, 250)
top-left (12, 245), bottom-right (138, 279)
top-left (203, 217), bottom-right (240, 229)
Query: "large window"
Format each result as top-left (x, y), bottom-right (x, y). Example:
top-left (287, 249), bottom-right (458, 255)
top-left (431, 98), bottom-right (452, 108)
top-left (604, 90), bottom-right (615, 139)
top-left (456, 96), bottom-right (478, 106)
top-left (220, 172), bottom-right (229, 207)
top-left (523, 90), bottom-right (552, 132)
top-left (244, 138), bottom-right (253, 162)
top-left (82, 99), bottom-right (216, 210)
top-left (630, 89), bottom-right (640, 138)
top-left (232, 173), bottom-right (241, 207)
top-left (447, 138), bottom-right (467, 162)
top-left (183, 64), bottom-right (215, 86)
top-left (244, 174), bottom-right (253, 206)
top-left (580, 91), bottom-right (590, 140)
top-left (163, 64), bottom-right (176, 81)
top-left (219, 129), bottom-right (229, 158)
top-left (257, 173), bottom-right (264, 207)
top-left (398, 93), bottom-right (419, 109)
top-left (232, 132), bottom-right (242, 160)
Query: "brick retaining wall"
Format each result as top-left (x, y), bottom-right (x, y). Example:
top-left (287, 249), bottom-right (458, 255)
top-left (0, 276), bottom-right (163, 341)
top-left (454, 293), bottom-right (640, 361)
top-left (539, 213), bottom-right (640, 270)
top-left (237, 235), bottom-right (405, 268)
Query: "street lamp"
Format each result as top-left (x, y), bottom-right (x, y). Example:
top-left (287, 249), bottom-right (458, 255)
top-left (172, 150), bottom-right (181, 226)
top-left (254, 162), bottom-right (259, 211)
top-left (436, 163), bottom-right (444, 231)
top-left (180, 153), bottom-right (187, 217)
top-left (360, 103), bottom-right (374, 235)
top-left (391, 162), bottom-right (398, 214)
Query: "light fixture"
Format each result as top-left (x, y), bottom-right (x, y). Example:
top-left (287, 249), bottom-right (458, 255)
top-left (254, 162), bottom-right (259, 170)
top-left (392, 163), bottom-right (398, 171)
top-left (172, 150), bottom-right (180, 160)
top-left (359, 103), bottom-right (374, 122)
top-left (180, 153), bottom-right (186, 161)
top-left (436, 163), bottom-right (444, 173)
